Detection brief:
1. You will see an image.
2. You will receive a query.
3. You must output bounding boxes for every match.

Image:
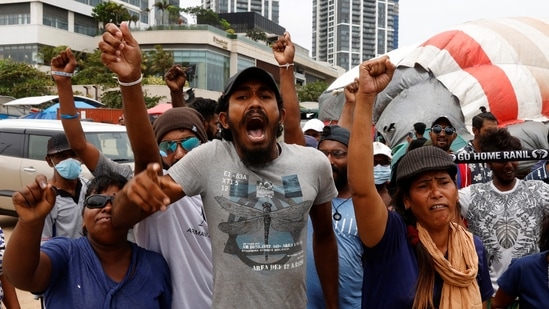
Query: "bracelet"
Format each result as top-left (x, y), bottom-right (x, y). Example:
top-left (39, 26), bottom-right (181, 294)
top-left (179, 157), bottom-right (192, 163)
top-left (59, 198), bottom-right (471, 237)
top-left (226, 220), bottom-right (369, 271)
top-left (118, 75), bottom-right (143, 87)
top-left (279, 63), bottom-right (294, 70)
top-left (51, 71), bottom-right (73, 77)
top-left (60, 113), bottom-right (79, 119)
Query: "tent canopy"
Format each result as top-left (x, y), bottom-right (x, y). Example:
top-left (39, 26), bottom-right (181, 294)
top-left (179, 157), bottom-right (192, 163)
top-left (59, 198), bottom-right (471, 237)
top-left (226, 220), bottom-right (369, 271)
top-left (23, 101), bottom-right (96, 119)
top-left (147, 103), bottom-right (173, 115)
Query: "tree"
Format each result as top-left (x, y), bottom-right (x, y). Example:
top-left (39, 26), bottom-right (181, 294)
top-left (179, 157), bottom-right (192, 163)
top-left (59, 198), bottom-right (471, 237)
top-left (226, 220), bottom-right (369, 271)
top-left (145, 45), bottom-right (174, 77)
top-left (296, 80), bottom-right (328, 102)
top-left (92, 1), bottom-right (131, 28)
top-left (130, 14), bottom-right (139, 28)
top-left (245, 28), bottom-right (267, 42)
top-left (182, 6), bottom-right (224, 28)
top-left (37, 45), bottom-right (69, 65)
top-left (72, 49), bottom-right (118, 86)
top-left (154, 0), bottom-right (174, 25)
top-left (167, 5), bottom-right (182, 24)
top-left (0, 59), bottom-right (52, 98)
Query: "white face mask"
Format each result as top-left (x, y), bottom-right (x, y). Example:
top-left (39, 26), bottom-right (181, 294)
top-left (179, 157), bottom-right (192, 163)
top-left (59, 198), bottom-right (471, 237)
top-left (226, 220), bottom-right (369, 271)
top-left (374, 164), bottom-right (392, 185)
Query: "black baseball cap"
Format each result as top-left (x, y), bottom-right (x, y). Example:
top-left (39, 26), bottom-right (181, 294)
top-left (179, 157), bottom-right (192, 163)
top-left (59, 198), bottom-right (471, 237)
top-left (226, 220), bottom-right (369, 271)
top-left (47, 133), bottom-right (72, 155)
top-left (220, 67), bottom-right (282, 103)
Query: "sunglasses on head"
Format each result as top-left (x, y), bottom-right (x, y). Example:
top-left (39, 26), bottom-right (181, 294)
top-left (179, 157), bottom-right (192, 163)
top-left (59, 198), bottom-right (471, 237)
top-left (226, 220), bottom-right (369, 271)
top-left (159, 137), bottom-right (201, 157)
top-left (431, 124), bottom-right (456, 135)
top-left (85, 194), bottom-right (115, 209)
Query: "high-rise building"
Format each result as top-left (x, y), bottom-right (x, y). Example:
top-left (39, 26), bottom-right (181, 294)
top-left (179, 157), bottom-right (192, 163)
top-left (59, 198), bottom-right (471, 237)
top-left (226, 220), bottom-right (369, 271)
top-left (312, 0), bottom-right (399, 71)
top-left (202, 0), bottom-right (280, 24)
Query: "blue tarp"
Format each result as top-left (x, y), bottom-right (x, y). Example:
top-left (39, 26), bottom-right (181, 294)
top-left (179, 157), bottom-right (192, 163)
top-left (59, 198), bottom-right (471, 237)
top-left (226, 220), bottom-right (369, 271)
top-left (23, 101), bottom-right (96, 119)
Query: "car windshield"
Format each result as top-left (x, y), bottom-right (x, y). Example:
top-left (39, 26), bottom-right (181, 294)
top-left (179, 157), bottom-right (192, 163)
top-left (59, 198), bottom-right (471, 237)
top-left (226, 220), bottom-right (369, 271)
top-left (85, 132), bottom-right (134, 162)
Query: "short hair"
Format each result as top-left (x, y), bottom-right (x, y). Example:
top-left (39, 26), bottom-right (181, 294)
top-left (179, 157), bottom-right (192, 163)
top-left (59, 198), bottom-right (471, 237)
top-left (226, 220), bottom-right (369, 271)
top-left (85, 172), bottom-right (128, 199)
top-left (472, 106), bottom-right (498, 130)
top-left (188, 97), bottom-right (218, 121)
top-left (478, 128), bottom-right (522, 152)
top-left (413, 122), bottom-right (427, 135)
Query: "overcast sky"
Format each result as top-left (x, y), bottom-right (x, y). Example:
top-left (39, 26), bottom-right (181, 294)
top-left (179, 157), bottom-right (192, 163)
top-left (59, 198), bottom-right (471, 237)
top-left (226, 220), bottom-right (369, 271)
top-left (182, 0), bottom-right (549, 57)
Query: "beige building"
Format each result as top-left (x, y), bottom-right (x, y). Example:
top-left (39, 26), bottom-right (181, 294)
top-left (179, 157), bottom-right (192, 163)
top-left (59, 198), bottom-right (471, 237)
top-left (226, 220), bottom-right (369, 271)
top-left (1, 0), bottom-right (343, 100)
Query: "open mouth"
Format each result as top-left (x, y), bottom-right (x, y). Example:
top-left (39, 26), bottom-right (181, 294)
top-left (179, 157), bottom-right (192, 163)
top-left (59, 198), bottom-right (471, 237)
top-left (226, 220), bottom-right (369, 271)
top-left (246, 117), bottom-right (266, 142)
top-left (430, 204), bottom-right (447, 210)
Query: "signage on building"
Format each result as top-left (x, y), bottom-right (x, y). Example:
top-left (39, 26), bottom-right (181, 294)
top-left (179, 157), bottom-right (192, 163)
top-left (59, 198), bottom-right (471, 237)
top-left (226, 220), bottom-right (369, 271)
top-left (213, 36), bottom-right (228, 49)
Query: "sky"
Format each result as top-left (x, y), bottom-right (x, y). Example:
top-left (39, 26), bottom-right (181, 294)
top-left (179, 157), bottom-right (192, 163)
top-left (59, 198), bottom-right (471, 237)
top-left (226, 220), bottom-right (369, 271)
top-left (181, 0), bottom-right (549, 55)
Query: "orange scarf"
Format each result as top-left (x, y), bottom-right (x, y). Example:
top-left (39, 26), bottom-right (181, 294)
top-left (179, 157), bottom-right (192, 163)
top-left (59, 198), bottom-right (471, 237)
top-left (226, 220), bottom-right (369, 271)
top-left (417, 222), bottom-right (482, 309)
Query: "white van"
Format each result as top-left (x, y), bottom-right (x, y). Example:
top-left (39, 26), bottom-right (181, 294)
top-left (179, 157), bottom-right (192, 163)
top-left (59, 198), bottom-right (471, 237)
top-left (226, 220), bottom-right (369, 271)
top-left (0, 119), bottom-right (134, 216)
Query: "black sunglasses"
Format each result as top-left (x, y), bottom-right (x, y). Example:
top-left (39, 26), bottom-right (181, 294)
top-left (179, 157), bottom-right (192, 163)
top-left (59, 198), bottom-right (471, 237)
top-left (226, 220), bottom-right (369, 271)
top-left (431, 124), bottom-right (455, 135)
top-left (85, 194), bottom-right (115, 209)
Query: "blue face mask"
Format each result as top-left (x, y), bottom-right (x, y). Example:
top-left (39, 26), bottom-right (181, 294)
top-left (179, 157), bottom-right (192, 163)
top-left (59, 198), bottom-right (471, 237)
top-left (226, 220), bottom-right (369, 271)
top-left (374, 164), bottom-right (392, 185)
top-left (54, 158), bottom-right (82, 180)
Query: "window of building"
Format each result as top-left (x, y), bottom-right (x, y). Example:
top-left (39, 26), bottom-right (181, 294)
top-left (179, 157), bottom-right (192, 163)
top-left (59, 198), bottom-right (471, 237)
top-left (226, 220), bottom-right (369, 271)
top-left (0, 3), bottom-right (30, 25)
top-left (43, 4), bottom-right (68, 30)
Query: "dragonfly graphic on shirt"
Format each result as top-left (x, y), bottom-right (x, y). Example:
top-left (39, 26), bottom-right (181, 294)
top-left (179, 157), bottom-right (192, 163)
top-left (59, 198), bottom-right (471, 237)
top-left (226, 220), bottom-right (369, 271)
top-left (215, 196), bottom-right (312, 261)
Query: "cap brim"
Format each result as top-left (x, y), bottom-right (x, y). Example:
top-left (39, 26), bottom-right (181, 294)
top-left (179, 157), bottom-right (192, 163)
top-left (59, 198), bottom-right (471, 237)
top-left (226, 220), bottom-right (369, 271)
top-left (222, 67), bottom-right (281, 101)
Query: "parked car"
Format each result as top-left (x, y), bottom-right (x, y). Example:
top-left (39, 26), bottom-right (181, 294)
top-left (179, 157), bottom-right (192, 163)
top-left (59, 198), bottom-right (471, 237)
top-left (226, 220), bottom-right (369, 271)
top-left (0, 119), bottom-right (134, 216)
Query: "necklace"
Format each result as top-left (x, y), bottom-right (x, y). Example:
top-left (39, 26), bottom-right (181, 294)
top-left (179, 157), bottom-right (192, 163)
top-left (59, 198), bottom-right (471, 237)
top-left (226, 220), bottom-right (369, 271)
top-left (332, 196), bottom-right (352, 221)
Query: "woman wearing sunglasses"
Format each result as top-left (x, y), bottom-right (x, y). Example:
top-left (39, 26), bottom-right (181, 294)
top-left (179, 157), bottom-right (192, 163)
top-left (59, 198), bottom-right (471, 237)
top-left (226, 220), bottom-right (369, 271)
top-left (4, 172), bottom-right (172, 309)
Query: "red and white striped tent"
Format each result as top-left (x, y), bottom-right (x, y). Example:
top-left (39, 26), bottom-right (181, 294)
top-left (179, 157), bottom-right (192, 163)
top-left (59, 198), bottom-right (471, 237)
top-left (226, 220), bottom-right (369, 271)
top-left (365, 16), bottom-right (549, 150)
top-left (397, 16), bottom-right (549, 128)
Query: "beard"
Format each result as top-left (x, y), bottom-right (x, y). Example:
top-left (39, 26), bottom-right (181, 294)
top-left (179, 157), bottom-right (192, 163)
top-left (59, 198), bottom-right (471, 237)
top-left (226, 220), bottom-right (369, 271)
top-left (333, 166), bottom-right (348, 190)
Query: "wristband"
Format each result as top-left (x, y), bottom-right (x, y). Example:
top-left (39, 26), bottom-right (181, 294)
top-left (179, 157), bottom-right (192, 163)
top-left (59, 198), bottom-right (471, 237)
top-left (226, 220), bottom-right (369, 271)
top-left (51, 71), bottom-right (73, 77)
top-left (60, 113), bottom-right (79, 119)
top-left (118, 75), bottom-right (143, 87)
top-left (279, 63), bottom-right (294, 70)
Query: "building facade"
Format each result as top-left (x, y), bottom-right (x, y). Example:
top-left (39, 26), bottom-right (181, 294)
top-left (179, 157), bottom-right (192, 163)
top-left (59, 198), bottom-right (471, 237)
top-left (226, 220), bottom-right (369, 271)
top-left (312, 0), bottom-right (399, 71)
top-left (202, 0), bottom-right (280, 24)
top-left (0, 0), bottom-right (341, 95)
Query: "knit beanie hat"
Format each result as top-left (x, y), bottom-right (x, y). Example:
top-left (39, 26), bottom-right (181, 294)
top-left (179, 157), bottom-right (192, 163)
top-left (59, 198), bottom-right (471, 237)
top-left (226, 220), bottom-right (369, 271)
top-left (396, 146), bottom-right (457, 186)
top-left (319, 125), bottom-right (350, 147)
top-left (153, 107), bottom-right (208, 144)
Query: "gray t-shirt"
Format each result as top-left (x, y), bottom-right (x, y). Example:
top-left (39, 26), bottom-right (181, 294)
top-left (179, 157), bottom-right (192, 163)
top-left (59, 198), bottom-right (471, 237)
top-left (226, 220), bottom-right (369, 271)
top-left (168, 140), bottom-right (337, 308)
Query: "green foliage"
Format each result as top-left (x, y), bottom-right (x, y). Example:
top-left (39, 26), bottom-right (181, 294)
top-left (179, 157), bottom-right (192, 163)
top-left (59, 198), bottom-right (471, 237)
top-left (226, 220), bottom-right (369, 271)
top-left (144, 45), bottom-right (174, 78)
top-left (72, 49), bottom-right (117, 86)
top-left (154, 0), bottom-right (176, 25)
top-left (37, 45), bottom-right (69, 65)
top-left (182, 6), bottom-right (226, 29)
top-left (99, 90), bottom-right (122, 108)
top-left (0, 59), bottom-right (52, 98)
top-left (167, 5), bottom-right (182, 24)
top-left (245, 28), bottom-right (267, 42)
top-left (143, 91), bottom-right (165, 108)
top-left (143, 75), bottom-right (165, 85)
top-left (296, 80), bottom-right (329, 102)
top-left (129, 14), bottom-right (140, 28)
top-left (92, 1), bottom-right (131, 27)
top-left (219, 19), bottom-right (231, 31)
